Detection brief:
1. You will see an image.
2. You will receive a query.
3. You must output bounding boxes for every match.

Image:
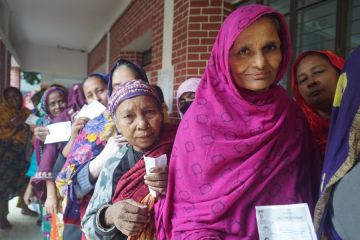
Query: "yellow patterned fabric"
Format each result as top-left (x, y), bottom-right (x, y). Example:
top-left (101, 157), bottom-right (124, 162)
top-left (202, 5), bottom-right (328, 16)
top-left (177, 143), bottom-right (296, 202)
top-left (0, 103), bottom-right (30, 144)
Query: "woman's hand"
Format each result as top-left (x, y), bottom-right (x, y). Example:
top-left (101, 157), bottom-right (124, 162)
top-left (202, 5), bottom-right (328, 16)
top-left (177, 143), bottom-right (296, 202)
top-left (89, 135), bottom-right (127, 181)
top-left (34, 126), bottom-right (49, 142)
top-left (23, 182), bottom-right (35, 205)
top-left (144, 167), bottom-right (168, 196)
top-left (101, 135), bottom-right (127, 158)
top-left (44, 195), bottom-right (57, 214)
top-left (105, 199), bottom-right (148, 236)
top-left (70, 117), bottom-right (89, 139)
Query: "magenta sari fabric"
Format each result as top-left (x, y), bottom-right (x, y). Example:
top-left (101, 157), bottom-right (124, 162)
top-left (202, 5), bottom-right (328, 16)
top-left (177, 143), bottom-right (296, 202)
top-left (155, 4), bottom-right (319, 239)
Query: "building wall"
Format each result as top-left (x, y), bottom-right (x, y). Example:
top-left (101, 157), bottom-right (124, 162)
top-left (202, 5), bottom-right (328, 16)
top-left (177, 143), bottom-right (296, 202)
top-left (108, 0), bottom-right (164, 84)
top-left (87, 0), bottom-right (234, 117)
top-left (0, 40), bottom-right (11, 95)
top-left (10, 66), bottom-right (20, 88)
top-left (88, 35), bottom-right (107, 73)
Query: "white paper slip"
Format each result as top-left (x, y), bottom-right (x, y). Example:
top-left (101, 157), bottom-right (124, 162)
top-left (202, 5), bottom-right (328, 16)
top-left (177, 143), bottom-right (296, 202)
top-left (256, 203), bottom-right (317, 240)
top-left (25, 114), bottom-right (40, 125)
top-left (75, 100), bottom-right (106, 120)
top-left (44, 121), bottom-right (72, 144)
top-left (144, 154), bottom-right (168, 197)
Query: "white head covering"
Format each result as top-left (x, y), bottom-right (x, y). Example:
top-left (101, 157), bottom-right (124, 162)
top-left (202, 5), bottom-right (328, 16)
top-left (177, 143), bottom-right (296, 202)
top-left (176, 77), bottom-right (201, 117)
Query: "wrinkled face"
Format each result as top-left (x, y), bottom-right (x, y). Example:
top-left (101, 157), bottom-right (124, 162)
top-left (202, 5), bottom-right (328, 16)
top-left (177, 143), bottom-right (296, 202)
top-left (5, 89), bottom-right (22, 109)
top-left (83, 76), bottom-right (108, 106)
top-left (296, 54), bottom-right (339, 115)
top-left (112, 66), bottom-right (138, 90)
top-left (47, 91), bottom-right (67, 117)
top-left (114, 95), bottom-right (163, 152)
top-left (229, 16), bottom-right (282, 92)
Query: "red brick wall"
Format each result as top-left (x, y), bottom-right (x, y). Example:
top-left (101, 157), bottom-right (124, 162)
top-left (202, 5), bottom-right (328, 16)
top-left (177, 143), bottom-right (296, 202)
top-left (88, 35), bottom-right (107, 73)
top-left (10, 66), bottom-right (21, 88)
top-left (116, 51), bottom-right (143, 66)
top-left (171, 0), bottom-right (234, 116)
top-left (6, 51), bottom-right (11, 88)
top-left (0, 41), bottom-right (7, 96)
top-left (109, 0), bottom-right (164, 84)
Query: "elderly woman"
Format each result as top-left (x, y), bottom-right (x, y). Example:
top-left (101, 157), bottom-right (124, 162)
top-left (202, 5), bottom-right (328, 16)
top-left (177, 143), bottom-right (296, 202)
top-left (55, 60), bottom-right (149, 228)
top-left (0, 87), bottom-right (31, 229)
top-left (82, 80), bottom-right (177, 239)
top-left (155, 4), bottom-right (319, 239)
top-left (315, 46), bottom-right (360, 239)
top-left (292, 50), bottom-right (345, 159)
top-left (176, 77), bottom-right (201, 117)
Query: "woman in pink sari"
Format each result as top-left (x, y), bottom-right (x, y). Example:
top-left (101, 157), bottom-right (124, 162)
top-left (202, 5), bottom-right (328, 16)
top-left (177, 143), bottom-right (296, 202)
top-left (155, 4), bottom-right (319, 239)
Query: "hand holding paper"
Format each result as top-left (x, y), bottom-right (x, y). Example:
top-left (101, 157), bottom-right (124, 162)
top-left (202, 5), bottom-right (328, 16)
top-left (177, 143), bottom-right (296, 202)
top-left (144, 154), bottom-right (168, 197)
top-left (75, 100), bottom-right (106, 120)
top-left (44, 121), bottom-right (72, 144)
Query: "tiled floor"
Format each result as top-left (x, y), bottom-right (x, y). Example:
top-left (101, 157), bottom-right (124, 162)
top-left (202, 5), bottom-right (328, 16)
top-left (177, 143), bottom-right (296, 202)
top-left (0, 197), bottom-right (41, 240)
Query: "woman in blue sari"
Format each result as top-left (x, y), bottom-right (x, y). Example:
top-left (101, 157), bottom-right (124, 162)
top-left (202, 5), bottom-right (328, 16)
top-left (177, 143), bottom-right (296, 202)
top-left (315, 46), bottom-right (360, 239)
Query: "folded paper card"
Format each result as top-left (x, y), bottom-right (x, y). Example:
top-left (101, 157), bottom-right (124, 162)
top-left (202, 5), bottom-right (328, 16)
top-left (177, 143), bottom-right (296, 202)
top-left (144, 154), bottom-right (168, 197)
top-left (44, 121), bottom-right (72, 144)
top-left (75, 100), bottom-right (106, 120)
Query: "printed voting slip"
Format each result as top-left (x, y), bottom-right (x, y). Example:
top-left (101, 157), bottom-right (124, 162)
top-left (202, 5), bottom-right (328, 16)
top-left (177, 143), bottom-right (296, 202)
top-left (25, 114), bottom-right (40, 125)
top-left (75, 100), bottom-right (106, 120)
top-left (44, 121), bottom-right (72, 144)
top-left (256, 203), bottom-right (317, 240)
top-left (144, 154), bottom-right (168, 197)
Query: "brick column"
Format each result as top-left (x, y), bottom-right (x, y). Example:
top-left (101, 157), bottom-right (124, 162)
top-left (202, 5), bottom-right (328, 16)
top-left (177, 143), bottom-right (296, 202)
top-left (109, 0), bottom-right (164, 84)
top-left (88, 35), bottom-right (107, 73)
top-left (10, 66), bottom-right (21, 88)
top-left (6, 51), bottom-right (11, 88)
top-left (0, 40), bottom-right (6, 95)
top-left (171, 0), bottom-right (234, 117)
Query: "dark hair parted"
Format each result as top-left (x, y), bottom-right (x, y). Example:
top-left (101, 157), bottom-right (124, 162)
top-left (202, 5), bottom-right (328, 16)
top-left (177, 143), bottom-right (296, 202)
top-left (107, 59), bottom-right (149, 97)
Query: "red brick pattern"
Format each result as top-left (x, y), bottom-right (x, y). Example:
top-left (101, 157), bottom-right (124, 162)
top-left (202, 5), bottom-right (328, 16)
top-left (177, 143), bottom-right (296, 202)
top-left (171, 0), bottom-right (234, 117)
top-left (88, 35), bottom-right (107, 73)
top-left (108, 0), bottom-right (164, 84)
top-left (10, 66), bottom-right (21, 88)
top-left (87, 0), bottom-right (234, 116)
top-left (6, 51), bottom-right (11, 88)
top-left (0, 41), bottom-right (7, 95)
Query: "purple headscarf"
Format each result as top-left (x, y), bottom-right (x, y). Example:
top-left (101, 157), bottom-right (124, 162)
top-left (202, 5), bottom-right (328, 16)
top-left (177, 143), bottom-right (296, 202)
top-left (40, 86), bottom-right (68, 119)
top-left (155, 4), bottom-right (318, 239)
top-left (108, 80), bottom-right (159, 116)
top-left (315, 46), bottom-right (360, 239)
top-left (53, 83), bottom-right (86, 123)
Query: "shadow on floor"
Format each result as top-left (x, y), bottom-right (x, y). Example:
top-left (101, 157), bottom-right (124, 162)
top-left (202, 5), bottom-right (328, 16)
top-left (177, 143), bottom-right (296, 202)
top-left (0, 197), bottom-right (41, 240)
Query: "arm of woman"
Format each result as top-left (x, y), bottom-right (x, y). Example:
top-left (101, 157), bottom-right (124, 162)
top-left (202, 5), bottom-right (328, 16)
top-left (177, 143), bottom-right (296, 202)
top-left (71, 136), bottom-right (127, 199)
top-left (88, 135), bottom-right (127, 181)
top-left (34, 126), bottom-right (50, 142)
top-left (81, 147), bottom-right (128, 240)
top-left (62, 117), bottom-right (89, 157)
top-left (44, 180), bottom-right (58, 214)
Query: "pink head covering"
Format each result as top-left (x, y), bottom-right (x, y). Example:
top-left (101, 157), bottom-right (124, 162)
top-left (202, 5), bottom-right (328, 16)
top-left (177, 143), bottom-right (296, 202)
top-left (176, 77), bottom-right (201, 117)
top-left (155, 4), bottom-right (318, 239)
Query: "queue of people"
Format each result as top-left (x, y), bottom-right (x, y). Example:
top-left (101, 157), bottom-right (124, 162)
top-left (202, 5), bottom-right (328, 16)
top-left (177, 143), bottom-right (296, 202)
top-left (0, 3), bottom-right (359, 240)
